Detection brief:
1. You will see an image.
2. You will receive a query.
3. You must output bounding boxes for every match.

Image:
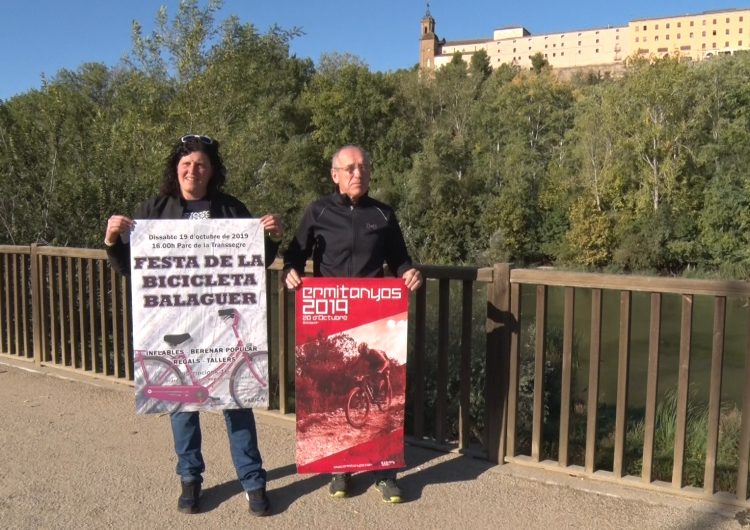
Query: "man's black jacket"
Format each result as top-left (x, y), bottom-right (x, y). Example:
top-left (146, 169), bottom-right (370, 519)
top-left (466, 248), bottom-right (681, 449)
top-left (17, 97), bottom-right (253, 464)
top-left (283, 192), bottom-right (413, 278)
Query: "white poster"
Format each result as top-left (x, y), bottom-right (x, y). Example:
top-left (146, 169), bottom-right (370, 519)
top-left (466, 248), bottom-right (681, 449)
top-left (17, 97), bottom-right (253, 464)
top-left (130, 219), bottom-right (268, 414)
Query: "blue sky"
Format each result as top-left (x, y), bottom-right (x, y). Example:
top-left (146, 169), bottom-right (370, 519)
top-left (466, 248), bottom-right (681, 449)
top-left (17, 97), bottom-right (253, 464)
top-left (1, 1), bottom-right (744, 100)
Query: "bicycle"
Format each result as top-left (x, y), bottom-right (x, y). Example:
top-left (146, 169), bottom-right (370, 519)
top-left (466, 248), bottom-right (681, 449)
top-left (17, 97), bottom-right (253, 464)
top-left (134, 308), bottom-right (268, 414)
top-left (344, 369), bottom-right (392, 429)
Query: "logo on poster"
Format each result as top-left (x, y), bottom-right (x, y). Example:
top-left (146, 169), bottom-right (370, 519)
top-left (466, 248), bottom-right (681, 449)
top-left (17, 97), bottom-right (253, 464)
top-left (300, 296), bottom-right (348, 321)
top-left (300, 285), bottom-right (402, 322)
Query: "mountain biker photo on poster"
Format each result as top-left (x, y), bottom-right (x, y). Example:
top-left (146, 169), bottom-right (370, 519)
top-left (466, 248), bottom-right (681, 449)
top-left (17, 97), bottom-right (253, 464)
top-left (294, 277), bottom-right (408, 474)
top-left (129, 219), bottom-right (269, 414)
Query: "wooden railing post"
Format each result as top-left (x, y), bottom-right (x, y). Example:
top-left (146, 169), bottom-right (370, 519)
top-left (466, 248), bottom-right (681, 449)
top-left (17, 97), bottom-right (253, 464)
top-left (485, 263), bottom-right (511, 464)
top-left (412, 282), bottom-right (427, 439)
top-left (30, 244), bottom-right (42, 366)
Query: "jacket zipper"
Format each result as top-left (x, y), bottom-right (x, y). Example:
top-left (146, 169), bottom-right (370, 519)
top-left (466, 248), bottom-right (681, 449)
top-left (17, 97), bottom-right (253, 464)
top-left (349, 204), bottom-right (355, 276)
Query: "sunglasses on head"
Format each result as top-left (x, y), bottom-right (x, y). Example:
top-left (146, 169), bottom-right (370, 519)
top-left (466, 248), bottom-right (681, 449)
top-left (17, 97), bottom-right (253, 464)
top-left (180, 134), bottom-right (214, 145)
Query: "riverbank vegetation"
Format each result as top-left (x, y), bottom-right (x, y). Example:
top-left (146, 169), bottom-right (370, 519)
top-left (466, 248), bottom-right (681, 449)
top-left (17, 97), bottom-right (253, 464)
top-left (4, 2), bottom-right (750, 279)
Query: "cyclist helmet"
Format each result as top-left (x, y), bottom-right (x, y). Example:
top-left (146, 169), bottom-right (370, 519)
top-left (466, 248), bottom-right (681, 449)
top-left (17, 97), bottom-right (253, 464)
top-left (358, 342), bottom-right (369, 355)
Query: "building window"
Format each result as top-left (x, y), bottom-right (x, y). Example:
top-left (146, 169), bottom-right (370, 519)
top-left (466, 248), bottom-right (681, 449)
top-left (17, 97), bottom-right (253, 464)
top-left (635, 26), bottom-right (639, 32)
top-left (726, 41), bottom-right (730, 47)
top-left (677, 33), bottom-right (681, 39)
top-left (643, 25), bottom-right (647, 30)
top-left (702, 31), bottom-right (706, 37)
top-left (553, 53), bottom-right (556, 57)
top-left (740, 40), bottom-right (743, 46)
top-left (578, 50), bottom-right (581, 54)
top-left (643, 36), bottom-right (648, 42)
top-left (713, 30), bottom-right (717, 36)
top-left (596, 39), bottom-right (599, 43)
top-left (702, 20), bottom-right (706, 26)
top-left (578, 41), bottom-right (581, 45)
top-left (596, 49), bottom-right (599, 53)
top-left (635, 37), bottom-right (639, 42)
top-left (553, 43), bottom-right (556, 47)
top-left (741, 16), bottom-right (744, 22)
top-left (513, 48), bottom-right (516, 52)
top-left (666, 35), bottom-right (670, 40)
top-left (616, 35), bottom-right (619, 40)
top-left (726, 17), bottom-right (730, 23)
top-left (690, 32), bottom-right (694, 38)
top-left (741, 28), bottom-right (744, 34)
top-left (666, 23), bottom-right (670, 29)
top-left (713, 19), bottom-right (717, 24)
top-left (713, 42), bottom-right (717, 48)
top-left (690, 21), bottom-right (694, 27)
top-left (702, 43), bottom-right (706, 49)
top-left (677, 22), bottom-right (682, 28)
top-left (655, 36), bottom-right (659, 41)
top-left (561, 52), bottom-right (564, 56)
top-left (726, 29), bottom-right (730, 35)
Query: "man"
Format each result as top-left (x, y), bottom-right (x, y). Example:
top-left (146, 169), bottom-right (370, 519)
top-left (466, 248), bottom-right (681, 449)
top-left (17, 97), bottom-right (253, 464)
top-left (355, 342), bottom-right (390, 403)
top-left (283, 144), bottom-right (422, 503)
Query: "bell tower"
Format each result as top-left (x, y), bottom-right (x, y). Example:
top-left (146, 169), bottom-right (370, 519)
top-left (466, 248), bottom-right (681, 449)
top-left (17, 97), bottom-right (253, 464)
top-left (419, 2), bottom-right (439, 70)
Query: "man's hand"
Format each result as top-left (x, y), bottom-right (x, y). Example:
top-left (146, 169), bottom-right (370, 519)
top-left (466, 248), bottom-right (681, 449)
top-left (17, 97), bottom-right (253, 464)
top-left (402, 268), bottom-right (423, 291)
top-left (283, 268), bottom-right (302, 289)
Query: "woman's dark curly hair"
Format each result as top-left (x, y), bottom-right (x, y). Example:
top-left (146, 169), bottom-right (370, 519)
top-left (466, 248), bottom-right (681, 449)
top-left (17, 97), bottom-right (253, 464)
top-left (160, 135), bottom-right (227, 198)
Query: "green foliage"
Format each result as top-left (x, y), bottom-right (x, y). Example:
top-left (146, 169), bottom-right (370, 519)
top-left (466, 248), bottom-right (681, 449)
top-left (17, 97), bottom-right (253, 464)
top-left (3, 5), bottom-right (750, 279)
top-left (530, 52), bottom-right (550, 74)
top-left (563, 197), bottom-right (612, 267)
top-left (469, 50), bottom-right (492, 80)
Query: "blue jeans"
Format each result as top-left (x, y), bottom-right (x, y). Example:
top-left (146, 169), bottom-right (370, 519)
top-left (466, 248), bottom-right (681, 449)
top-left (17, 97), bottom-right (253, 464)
top-left (171, 409), bottom-right (267, 492)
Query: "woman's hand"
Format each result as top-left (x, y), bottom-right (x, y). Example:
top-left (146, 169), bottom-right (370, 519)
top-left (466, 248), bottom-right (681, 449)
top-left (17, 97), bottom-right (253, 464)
top-left (104, 215), bottom-right (135, 246)
top-left (259, 214), bottom-right (283, 241)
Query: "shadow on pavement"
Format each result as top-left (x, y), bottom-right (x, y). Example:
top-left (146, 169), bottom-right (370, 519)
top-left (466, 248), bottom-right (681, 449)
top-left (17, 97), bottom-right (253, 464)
top-left (266, 467), bottom-right (329, 513)
top-left (200, 444), bottom-right (493, 510)
top-left (399, 444), bottom-right (494, 502)
top-left (199, 480), bottom-right (244, 512)
top-left (199, 463), bottom-right (322, 513)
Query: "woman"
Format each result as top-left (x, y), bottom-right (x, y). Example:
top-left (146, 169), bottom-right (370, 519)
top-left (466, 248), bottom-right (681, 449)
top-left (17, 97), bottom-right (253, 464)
top-left (104, 134), bottom-right (281, 517)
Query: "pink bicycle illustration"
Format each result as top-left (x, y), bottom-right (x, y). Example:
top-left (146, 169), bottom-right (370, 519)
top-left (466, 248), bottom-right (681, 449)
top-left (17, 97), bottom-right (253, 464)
top-left (134, 308), bottom-right (268, 414)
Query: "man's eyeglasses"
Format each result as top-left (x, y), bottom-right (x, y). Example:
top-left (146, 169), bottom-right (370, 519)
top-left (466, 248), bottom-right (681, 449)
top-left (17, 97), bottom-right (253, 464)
top-left (332, 164), bottom-right (370, 175)
top-left (181, 134), bottom-right (214, 145)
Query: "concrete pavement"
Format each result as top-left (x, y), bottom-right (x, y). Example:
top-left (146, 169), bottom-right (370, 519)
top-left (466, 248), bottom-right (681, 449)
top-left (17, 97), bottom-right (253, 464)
top-left (0, 358), bottom-right (744, 529)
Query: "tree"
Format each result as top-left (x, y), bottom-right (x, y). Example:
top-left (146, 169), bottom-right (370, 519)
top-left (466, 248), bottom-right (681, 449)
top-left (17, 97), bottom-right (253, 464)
top-left (469, 50), bottom-right (492, 80)
top-left (129, 0), bottom-right (223, 82)
top-left (530, 52), bottom-right (550, 74)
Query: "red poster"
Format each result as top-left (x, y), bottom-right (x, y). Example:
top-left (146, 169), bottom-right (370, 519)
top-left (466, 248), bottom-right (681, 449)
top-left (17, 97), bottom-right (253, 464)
top-left (295, 278), bottom-right (408, 474)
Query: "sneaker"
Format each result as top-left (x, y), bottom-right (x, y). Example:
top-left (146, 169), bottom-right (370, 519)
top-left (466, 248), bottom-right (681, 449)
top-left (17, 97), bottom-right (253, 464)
top-left (246, 488), bottom-right (270, 516)
top-left (177, 480), bottom-right (201, 514)
top-left (328, 473), bottom-right (351, 498)
top-left (374, 478), bottom-right (403, 503)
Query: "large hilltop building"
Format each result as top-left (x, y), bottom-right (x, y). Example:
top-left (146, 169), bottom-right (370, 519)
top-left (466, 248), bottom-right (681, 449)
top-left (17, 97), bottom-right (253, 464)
top-left (420, 6), bottom-right (750, 76)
